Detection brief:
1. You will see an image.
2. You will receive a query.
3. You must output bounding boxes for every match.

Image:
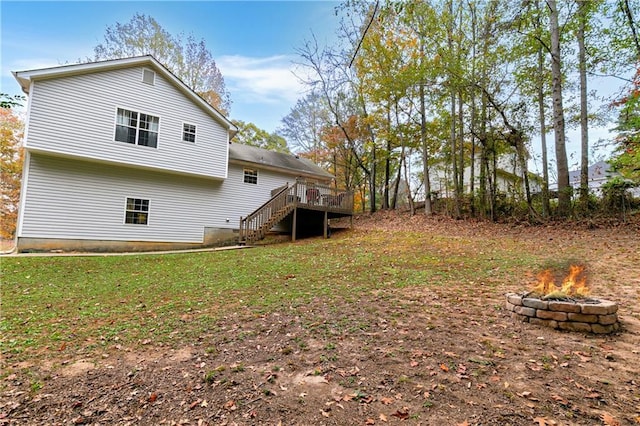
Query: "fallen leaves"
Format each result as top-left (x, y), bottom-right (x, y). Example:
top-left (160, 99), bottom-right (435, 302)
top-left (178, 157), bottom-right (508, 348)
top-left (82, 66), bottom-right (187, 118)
top-left (534, 417), bottom-right (558, 425)
top-left (390, 407), bottom-right (410, 420)
top-left (551, 394), bottom-right (568, 405)
top-left (601, 412), bottom-right (621, 426)
top-left (517, 390), bottom-right (538, 402)
top-left (223, 400), bottom-right (237, 411)
top-left (379, 396), bottom-right (394, 405)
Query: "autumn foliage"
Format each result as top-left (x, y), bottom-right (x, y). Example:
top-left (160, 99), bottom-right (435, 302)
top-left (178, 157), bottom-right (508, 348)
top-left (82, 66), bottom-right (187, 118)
top-left (0, 107), bottom-right (24, 240)
top-left (610, 65), bottom-right (640, 185)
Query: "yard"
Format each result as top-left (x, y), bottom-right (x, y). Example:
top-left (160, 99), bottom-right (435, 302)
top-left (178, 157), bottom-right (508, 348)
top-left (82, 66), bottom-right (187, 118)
top-left (1, 211), bottom-right (639, 425)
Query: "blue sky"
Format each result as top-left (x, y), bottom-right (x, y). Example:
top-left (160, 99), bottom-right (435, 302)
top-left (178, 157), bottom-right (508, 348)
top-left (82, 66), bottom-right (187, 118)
top-left (1, 1), bottom-right (341, 133)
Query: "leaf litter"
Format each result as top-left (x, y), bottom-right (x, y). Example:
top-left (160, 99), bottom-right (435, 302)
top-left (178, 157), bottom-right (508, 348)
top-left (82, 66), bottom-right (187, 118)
top-left (1, 210), bottom-right (639, 424)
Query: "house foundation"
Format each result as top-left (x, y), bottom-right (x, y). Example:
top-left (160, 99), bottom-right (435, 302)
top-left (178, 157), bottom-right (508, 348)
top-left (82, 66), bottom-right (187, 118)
top-left (16, 227), bottom-right (239, 253)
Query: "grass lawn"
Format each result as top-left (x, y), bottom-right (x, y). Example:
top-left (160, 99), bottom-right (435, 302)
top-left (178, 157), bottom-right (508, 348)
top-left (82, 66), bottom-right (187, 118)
top-left (1, 216), bottom-right (639, 425)
top-left (1, 229), bottom-right (537, 359)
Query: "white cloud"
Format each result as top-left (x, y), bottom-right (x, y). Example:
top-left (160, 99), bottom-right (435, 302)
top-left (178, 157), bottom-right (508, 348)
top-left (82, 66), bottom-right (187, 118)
top-left (217, 55), bottom-right (308, 105)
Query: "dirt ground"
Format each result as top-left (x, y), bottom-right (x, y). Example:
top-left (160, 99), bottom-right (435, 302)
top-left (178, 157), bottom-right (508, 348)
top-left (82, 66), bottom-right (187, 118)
top-left (1, 212), bottom-right (639, 426)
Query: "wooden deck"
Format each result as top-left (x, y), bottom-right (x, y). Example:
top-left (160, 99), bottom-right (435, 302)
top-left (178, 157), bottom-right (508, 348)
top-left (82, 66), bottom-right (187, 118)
top-left (239, 180), bottom-right (353, 244)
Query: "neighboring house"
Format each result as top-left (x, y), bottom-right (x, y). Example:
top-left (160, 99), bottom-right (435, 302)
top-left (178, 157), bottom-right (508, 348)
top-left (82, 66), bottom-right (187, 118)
top-left (561, 160), bottom-right (640, 198)
top-left (13, 56), bottom-right (348, 253)
top-left (548, 160), bottom-right (636, 196)
top-left (567, 161), bottom-right (610, 195)
top-left (430, 151), bottom-right (541, 198)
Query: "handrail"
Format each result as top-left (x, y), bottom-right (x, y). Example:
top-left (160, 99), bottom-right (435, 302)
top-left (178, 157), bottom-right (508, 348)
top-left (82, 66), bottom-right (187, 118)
top-left (248, 183), bottom-right (291, 219)
top-left (239, 179), bottom-right (354, 244)
top-left (240, 183), bottom-right (295, 243)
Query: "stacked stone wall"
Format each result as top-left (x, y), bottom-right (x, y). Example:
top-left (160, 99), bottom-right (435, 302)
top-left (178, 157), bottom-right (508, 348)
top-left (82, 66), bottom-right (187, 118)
top-left (505, 293), bottom-right (619, 334)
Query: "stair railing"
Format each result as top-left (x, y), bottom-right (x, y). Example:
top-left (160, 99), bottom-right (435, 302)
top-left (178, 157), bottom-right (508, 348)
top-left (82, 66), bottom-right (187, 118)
top-left (239, 183), bottom-right (297, 243)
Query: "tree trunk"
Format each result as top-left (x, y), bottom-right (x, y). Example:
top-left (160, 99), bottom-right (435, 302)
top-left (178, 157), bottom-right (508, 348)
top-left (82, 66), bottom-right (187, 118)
top-left (620, 0), bottom-right (640, 58)
top-left (537, 39), bottom-right (551, 217)
top-left (391, 143), bottom-right (404, 210)
top-left (491, 144), bottom-right (497, 221)
top-left (391, 102), bottom-right (404, 210)
top-left (515, 133), bottom-right (534, 218)
top-left (382, 106), bottom-right (391, 210)
top-left (420, 83), bottom-right (433, 216)
top-left (578, 0), bottom-right (590, 210)
top-left (403, 146), bottom-right (415, 216)
top-left (458, 90), bottom-right (465, 208)
top-left (450, 90), bottom-right (461, 218)
top-left (469, 0), bottom-right (477, 217)
top-left (548, 0), bottom-right (571, 216)
top-left (447, 0), bottom-right (461, 219)
top-left (370, 144), bottom-right (377, 213)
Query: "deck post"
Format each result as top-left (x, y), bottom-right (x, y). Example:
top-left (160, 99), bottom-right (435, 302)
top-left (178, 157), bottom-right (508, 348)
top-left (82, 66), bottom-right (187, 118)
top-left (323, 210), bottom-right (328, 238)
top-left (292, 207), bottom-right (297, 242)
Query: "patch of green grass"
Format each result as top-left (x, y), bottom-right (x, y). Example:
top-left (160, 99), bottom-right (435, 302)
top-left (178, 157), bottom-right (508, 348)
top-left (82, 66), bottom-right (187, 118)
top-left (30, 381), bottom-right (43, 393)
top-left (230, 364), bottom-right (245, 373)
top-left (1, 229), bottom-right (553, 363)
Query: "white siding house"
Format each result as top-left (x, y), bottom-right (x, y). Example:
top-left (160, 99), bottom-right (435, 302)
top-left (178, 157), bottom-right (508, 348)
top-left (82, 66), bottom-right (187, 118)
top-left (13, 56), bottom-right (333, 252)
top-left (430, 151), bottom-right (542, 198)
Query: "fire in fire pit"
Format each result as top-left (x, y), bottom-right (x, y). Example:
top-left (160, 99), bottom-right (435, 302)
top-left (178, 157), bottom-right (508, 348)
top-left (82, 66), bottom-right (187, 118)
top-left (506, 264), bottom-right (620, 334)
top-left (532, 264), bottom-right (590, 299)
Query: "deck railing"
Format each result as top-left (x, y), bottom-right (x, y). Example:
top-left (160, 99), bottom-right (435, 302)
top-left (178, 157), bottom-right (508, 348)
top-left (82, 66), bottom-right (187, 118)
top-left (239, 179), bottom-right (353, 244)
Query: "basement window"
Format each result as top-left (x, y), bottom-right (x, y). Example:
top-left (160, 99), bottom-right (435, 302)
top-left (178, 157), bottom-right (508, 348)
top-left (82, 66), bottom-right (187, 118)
top-left (124, 198), bottom-right (149, 225)
top-left (243, 168), bottom-right (258, 184)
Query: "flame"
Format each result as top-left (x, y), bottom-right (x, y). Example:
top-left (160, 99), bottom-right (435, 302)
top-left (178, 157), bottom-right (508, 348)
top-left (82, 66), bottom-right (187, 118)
top-left (532, 265), bottom-right (590, 298)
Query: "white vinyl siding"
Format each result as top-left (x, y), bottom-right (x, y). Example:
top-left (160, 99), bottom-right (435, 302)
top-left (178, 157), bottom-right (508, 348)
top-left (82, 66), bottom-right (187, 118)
top-left (21, 155), bottom-right (215, 242)
top-left (220, 163), bottom-right (297, 222)
top-left (19, 155), bottom-right (299, 243)
top-left (24, 66), bottom-right (228, 179)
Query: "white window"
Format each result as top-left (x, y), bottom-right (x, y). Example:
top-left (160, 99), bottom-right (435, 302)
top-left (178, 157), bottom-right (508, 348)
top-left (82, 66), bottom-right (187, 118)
top-left (243, 168), bottom-right (258, 184)
top-left (142, 69), bottom-right (155, 85)
top-left (115, 108), bottom-right (159, 148)
top-left (125, 198), bottom-right (149, 225)
top-left (183, 123), bottom-right (196, 143)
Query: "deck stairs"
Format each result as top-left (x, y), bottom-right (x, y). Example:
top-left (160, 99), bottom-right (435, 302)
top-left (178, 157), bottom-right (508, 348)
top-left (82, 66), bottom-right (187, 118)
top-left (239, 179), bottom-right (354, 245)
top-left (239, 183), bottom-right (295, 245)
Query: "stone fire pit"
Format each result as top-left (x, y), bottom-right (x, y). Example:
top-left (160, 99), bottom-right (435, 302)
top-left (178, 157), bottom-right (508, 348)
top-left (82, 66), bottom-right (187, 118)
top-left (506, 293), bottom-right (620, 334)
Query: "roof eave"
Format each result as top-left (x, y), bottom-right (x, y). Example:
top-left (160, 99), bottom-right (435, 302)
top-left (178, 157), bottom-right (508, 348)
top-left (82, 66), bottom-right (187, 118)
top-left (228, 158), bottom-right (333, 181)
top-left (12, 55), bottom-right (238, 137)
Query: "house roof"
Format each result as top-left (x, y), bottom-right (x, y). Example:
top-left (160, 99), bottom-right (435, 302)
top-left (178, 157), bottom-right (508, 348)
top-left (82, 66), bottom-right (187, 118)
top-left (12, 55), bottom-right (238, 138)
top-left (568, 161), bottom-right (610, 184)
top-left (228, 143), bottom-right (334, 181)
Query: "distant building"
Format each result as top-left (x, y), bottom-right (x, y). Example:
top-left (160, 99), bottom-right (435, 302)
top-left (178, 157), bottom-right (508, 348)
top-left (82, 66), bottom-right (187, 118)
top-left (568, 161), bottom-right (611, 195)
top-left (430, 151), bottom-right (542, 198)
top-left (551, 160), bottom-right (639, 198)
